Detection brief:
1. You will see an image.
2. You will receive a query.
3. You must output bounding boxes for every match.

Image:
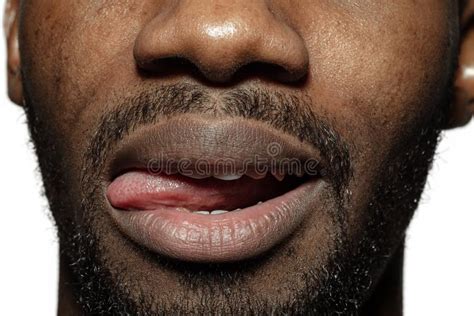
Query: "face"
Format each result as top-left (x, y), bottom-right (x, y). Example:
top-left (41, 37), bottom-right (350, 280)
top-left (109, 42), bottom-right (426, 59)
top-left (5, 0), bottom-right (473, 314)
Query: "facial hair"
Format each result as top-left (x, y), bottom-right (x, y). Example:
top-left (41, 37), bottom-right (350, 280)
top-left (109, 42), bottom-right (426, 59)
top-left (23, 81), bottom-right (449, 315)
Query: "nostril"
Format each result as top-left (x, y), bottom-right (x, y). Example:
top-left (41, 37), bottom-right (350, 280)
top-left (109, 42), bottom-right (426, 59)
top-left (136, 58), bottom-right (308, 85)
top-left (135, 56), bottom-right (203, 79)
top-left (234, 62), bottom-right (308, 84)
top-left (135, 56), bottom-right (239, 83)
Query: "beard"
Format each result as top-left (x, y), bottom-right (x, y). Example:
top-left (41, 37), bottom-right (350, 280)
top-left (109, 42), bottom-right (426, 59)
top-left (23, 79), bottom-right (450, 315)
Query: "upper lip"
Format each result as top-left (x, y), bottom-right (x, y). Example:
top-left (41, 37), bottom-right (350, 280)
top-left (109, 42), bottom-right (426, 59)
top-left (106, 114), bottom-right (326, 181)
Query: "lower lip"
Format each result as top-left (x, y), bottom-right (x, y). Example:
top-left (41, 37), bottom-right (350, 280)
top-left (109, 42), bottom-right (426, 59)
top-left (107, 178), bottom-right (322, 262)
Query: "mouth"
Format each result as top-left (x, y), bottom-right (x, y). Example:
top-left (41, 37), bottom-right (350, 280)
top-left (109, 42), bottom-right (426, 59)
top-left (105, 115), bottom-right (326, 262)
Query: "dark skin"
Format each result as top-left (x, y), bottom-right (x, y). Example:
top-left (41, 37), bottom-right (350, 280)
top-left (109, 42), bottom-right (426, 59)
top-left (4, 1), bottom-right (473, 315)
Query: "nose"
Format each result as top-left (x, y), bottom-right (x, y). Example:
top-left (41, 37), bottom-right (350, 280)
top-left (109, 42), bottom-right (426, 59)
top-left (134, 1), bottom-right (309, 83)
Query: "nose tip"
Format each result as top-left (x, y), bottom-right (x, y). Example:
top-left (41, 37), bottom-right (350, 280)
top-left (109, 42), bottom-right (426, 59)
top-left (133, 2), bottom-right (309, 83)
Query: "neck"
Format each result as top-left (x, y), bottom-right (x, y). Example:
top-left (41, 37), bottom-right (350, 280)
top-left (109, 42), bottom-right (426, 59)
top-left (57, 244), bottom-right (405, 315)
top-left (361, 242), bottom-right (405, 316)
top-left (57, 252), bottom-right (83, 316)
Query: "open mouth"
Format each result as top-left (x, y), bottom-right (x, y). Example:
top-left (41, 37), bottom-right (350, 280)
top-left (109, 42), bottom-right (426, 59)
top-left (105, 116), bottom-right (326, 262)
top-left (108, 169), bottom-right (313, 215)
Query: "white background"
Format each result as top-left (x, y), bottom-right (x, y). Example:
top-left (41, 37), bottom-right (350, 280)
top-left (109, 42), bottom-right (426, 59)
top-left (0, 22), bottom-right (473, 316)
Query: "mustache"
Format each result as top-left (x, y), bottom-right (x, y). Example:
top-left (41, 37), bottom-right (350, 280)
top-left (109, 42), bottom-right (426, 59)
top-left (84, 83), bottom-right (352, 194)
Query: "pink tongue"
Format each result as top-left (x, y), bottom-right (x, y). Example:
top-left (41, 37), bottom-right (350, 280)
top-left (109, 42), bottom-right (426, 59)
top-left (107, 171), bottom-right (290, 211)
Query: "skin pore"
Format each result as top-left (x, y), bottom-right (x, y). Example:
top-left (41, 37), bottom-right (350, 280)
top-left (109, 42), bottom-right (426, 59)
top-left (4, 1), bottom-right (473, 315)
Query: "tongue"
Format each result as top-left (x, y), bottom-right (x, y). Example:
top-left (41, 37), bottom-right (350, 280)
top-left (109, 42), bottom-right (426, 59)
top-left (107, 171), bottom-right (295, 212)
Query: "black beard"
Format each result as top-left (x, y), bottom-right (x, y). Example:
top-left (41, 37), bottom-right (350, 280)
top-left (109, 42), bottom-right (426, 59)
top-left (23, 82), bottom-right (448, 315)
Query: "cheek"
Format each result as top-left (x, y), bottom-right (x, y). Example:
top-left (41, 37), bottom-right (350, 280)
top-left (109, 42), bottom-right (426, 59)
top-left (296, 2), bottom-right (458, 228)
top-left (301, 1), bottom-right (457, 165)
top-left (19, 1), bottom-right (148, 138)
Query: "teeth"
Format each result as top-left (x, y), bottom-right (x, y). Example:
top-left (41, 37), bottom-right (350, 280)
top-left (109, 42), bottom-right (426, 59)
top-left (247, 170), bottom-right (267, 180)
top-left (185, 174), bottom-right (211, 179)
top-left (296, 171), bottom-right (305, 177)
top-left (271, 170), bottom-right (285, 181)
top-left (164, 169), bottom-right (178, 175)
top-left (210, 210), bottom-right (228, 215)
top-left (194, 210), bottom-right (230, 215)
top-left (195, 211), bottom-right (210, 215)
top-left (257, 201), bottom-right (263, 205)
top-left (214, 174), bottom-right (243, 181)
top-left (176, 207), bottom-right (190, 213)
